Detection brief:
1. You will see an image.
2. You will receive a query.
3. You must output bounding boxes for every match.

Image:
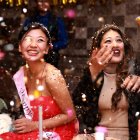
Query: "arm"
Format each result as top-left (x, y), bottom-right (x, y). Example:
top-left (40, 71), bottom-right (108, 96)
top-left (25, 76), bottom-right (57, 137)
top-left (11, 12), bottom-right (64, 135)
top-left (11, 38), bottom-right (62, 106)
top-left (41, 66), bottom-right (76, 129)
top-left (13, 66), bottom-right (76, 133)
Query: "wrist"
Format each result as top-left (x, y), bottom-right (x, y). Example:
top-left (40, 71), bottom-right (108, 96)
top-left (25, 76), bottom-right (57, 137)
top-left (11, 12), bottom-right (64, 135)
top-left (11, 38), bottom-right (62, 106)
top-left (43, 121), bottom-right (46, 130)
top-left (34, 121), bottom-right (39, 130)
top-left (89, 66), bottom-right (100, 80)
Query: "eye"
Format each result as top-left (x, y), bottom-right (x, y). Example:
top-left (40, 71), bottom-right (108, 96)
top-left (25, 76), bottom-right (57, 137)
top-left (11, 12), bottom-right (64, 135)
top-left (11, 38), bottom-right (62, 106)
top-left (37, 38), bottom-right (45, 43)
top-left (105, 39), bottom-right (111, 43)
top-left (23, 36), bottom-right (32, 43)
top-left (116, 38), bottom-right (123, 42)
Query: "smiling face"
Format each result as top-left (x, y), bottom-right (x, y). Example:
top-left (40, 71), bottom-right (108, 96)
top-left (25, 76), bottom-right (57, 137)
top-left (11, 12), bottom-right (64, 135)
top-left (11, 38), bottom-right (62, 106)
top-left (100, 29), bottom-right (124, 64)
top-left (19, 29), bottom-right (49, 62)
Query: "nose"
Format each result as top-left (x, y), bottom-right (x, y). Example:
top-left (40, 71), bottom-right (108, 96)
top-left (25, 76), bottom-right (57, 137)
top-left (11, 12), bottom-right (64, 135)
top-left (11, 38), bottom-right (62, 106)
top-left (30, 39), bottom-right (37, 47)
top-left (112, 40), bottom-right (117, 47)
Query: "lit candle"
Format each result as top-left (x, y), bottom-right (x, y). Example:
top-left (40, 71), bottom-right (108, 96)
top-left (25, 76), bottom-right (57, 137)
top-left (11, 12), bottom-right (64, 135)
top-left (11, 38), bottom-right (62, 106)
top-left (39, 106), bottom-right (43, 140)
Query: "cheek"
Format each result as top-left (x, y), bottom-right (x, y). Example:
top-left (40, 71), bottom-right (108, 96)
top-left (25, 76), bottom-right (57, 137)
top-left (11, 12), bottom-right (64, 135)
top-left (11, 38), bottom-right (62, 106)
top-left (19, 44), bottom-right (25, 52)
top-left (117, 42), bottom-right (124, 53)
top-left (41, 45), bottom-right (49, 53)
top-left (120, 44), bottom-right (125, 55)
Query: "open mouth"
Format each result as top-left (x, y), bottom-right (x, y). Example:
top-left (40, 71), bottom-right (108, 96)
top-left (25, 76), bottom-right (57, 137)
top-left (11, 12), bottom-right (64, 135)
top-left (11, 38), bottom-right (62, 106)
top-left (112, 48), bottom-right (120, 56)
top-left (27, 50), bottom-right (39, 56)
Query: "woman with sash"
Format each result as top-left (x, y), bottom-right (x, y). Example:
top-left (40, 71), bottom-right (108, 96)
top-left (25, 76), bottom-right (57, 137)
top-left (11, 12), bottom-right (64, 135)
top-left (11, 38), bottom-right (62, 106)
top-left (0, 22), bottom-right (78, 140)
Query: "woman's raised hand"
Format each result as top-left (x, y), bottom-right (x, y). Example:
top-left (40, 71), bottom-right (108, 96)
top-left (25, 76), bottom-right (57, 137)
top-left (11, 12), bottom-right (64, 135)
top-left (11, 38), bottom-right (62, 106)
top-left (88, 45), bottom-right (113, 79)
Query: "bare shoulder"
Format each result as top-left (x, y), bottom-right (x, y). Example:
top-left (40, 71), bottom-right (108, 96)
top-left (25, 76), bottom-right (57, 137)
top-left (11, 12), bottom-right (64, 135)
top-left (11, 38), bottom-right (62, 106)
top-left (45, 63), bottom-right (64, 83)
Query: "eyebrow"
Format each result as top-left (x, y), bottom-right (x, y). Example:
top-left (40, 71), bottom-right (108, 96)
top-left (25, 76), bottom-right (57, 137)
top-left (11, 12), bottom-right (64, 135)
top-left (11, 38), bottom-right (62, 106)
top-left (24, 35), bottom-right (46, 39)
top-left (105, 35), bottom-right (122, 39)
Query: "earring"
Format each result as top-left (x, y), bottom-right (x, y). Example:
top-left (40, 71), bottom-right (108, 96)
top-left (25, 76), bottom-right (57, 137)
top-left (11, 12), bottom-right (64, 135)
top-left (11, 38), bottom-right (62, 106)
top-left (44, 50), bottom-right (48, 54)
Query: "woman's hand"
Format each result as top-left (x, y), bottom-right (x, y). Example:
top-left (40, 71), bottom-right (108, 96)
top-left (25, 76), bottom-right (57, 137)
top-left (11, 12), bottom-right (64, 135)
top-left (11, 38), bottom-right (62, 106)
top-left (121, 75), bottom-right (140, 93)
top-left (89, 45), bottom-right (113, 79)
top-left (13, 117), bottom-right (38, 133)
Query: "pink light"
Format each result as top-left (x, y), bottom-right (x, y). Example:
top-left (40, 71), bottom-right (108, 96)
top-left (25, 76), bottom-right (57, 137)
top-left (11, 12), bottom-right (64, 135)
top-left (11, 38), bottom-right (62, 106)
top-left (67, 109), bottom-right (73, 117)
top-left (0, 51), bottom-right (5, 60)
top-left (65, 9), bottom-right (76, 18)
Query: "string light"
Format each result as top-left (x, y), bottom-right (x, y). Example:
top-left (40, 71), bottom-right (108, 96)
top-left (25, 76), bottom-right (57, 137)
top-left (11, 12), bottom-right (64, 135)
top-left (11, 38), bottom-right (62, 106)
top-left (0, 0), bottom-right (124, 7)
top-left (0, 0), bottom-right (28, 7)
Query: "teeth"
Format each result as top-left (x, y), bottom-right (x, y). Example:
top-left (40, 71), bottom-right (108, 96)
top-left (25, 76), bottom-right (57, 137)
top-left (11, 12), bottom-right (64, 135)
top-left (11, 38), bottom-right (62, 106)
top-left (27, 50), bottom-right (38, 55)
top-left (114, 50), bottom-right (119, 53)
top-left (113, 49), bottom-right (120, 53)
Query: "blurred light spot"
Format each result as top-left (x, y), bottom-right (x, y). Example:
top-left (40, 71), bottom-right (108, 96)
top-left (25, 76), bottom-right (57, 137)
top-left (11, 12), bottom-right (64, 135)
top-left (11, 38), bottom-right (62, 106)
top-left (68, 60), bottom-right (72, 63)
top-left (4, 43), bottom-right (14, 51)
top-left (0, 17), bottom-right (4, 22)
top-left (37, 85), bottom-right (44, 91)
top-left (10, 101), bottom-right (14, 106)
top-left (65, 9), bottom-right (76, 18)
top-left (67, 109), bottom-right (73, 117)
top-left (29, 95), bottom-right (35, 101)
top-left (0, 51), bottom-right (5, 60)
top-left (22, 8), bottom-right (27, 13)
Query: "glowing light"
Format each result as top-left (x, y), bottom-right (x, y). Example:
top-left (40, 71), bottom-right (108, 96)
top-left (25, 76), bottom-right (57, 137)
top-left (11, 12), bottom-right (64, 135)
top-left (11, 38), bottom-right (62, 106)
top-left (0, 0), bottom-right (28, 7)
top-left (67, 109), bottom-right (73, 117)
top-left (0, 51), bottom-right (5, 60)
top-left (82, 94), bottom-right (86, 102)
top-left (136, 112), bottom-right (140, 117)
top-left (10, 101), bottom-right (14, 106)
top-left (68, 60), bottom-right (72, 63)
top-left (34, 90), bottom-right (41, 98)
top-left (29, 94), bottom-right (35, 101)
top-left (65, 9), bottom-right (76, 18)
top-left (1, 22), bottom-right (6, 26)
top-left (98, 17), bottom-right (105, 23)
top-left (22, 8), bottom-right (28, 13)
top-left (3, 43), bottom-right (14, 51)
top-left (135, 16), bottom-right (140, 26)
top-left (37, 85), bottom-right (44, 91)
top-left (82, 94), bottom-right (86, 98)
top-left (0, 17), bottom-right (3, 22)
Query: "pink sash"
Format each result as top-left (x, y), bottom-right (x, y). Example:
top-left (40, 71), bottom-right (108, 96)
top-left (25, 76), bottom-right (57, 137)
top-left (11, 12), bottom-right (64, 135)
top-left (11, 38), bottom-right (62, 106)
top-left (13, 67), bottom-right (61, 139)
top-left (13, 67), bottom-right (33, 120)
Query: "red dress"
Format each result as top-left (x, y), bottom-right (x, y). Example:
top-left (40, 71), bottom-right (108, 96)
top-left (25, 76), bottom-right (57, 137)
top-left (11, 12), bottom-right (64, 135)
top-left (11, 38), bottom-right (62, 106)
top-left (0, 96), bottom-right (78, 140)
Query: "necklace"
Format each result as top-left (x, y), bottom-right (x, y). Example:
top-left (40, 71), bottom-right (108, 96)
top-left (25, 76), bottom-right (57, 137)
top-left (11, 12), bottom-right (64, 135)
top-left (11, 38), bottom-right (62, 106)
top-left (26, 63), bottom-right (46, 92)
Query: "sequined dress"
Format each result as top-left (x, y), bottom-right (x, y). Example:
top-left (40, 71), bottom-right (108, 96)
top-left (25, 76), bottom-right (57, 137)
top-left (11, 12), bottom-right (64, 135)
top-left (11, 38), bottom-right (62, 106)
top-left (0, 96), bottom-right (77, 140)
